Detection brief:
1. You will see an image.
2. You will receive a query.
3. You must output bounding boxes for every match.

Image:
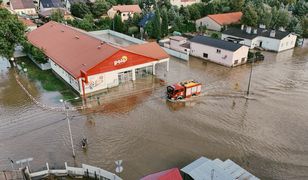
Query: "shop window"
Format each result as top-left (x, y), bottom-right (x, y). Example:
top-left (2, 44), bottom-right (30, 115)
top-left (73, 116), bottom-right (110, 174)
top-left (203, 53), bottom-right (208, 58)
top-left (216, 49), bottom-right (221, 54)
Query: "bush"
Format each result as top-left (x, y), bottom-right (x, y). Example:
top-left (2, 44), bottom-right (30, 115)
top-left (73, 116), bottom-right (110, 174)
top-left (248, 51), bottom-right (255, 59)
top-left (23, 42), bottom-right (47, 63)
top-left (211, 33), bottom-right (219, 39)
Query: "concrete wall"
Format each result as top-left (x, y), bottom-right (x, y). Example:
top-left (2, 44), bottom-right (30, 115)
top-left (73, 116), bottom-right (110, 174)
top-left (190, 42), bottom-right (236, 67)
top-left (196, 17), bottom-right (222, 31)
top-left (49, 59), bottom-right (80, 92)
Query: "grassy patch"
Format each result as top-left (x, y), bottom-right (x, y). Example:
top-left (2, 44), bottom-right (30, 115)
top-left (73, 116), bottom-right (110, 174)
top-left (16, 56), bottom-right (78, 100)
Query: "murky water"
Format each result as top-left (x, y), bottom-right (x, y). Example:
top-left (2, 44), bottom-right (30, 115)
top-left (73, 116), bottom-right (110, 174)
top-left (0, 42), bottom-right (308, 180)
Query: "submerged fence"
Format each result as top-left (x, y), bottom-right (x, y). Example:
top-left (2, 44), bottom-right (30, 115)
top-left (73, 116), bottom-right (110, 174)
top-left (26, 162), bottom-right (122, 180)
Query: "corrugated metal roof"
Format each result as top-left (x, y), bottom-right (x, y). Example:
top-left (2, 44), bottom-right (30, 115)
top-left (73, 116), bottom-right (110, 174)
top-left (181, 157), bottom-right (260, 180)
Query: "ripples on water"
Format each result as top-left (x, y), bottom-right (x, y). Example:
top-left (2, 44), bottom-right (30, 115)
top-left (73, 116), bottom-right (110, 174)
top-left (0, 46), bottom-right (308, 180)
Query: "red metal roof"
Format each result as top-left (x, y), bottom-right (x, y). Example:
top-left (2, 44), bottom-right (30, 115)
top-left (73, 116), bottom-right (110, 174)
top-left (112, 4), bottom-right (142, 13)
top-left (27, 21), bottom-right (169, 78)
top-left (125, 42), bottom-right (169, 60)
top-left (141, 168), bottom-right (183, 180)
top-left (27, 21), bottom-right (120, 78)
top-left (207, 12), bottom-right (242, 25)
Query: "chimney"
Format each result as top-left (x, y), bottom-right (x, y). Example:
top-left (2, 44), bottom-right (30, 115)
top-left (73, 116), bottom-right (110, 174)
top-left (259, 24), bottom-right (266, 29)
top-left (270, 30), bottom-right (276, 37)
top-left (241, 24), bottom-right (244, 30)
top-left (279, 27), bottom-right (285, 32)
top-left (253, 29), bottom-right (257, 34)
top-left (246, 26), bottom-right (252, 34)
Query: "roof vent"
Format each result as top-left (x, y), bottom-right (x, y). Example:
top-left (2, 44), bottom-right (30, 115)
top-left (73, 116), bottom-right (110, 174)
top-left (75, 35), bottom-right (79, 39)
top-left (82, 63), bottom-right (86, 66)
top-left (61, 30), bottom-right (64, 32)
top-left (98, 45), bottom-right (101, 49)
top-left (270, 30), bottom-right (276, 37)
top-left (253, 29), bottom-right (257, 34)
top-left (246, 26), bottom-right (252, 34)
top-left (101, 42), bottom-right (104, 45)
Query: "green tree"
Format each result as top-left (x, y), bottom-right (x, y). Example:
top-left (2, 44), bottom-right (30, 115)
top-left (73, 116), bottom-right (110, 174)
top-left (113, 14), bottom-right (125, 33)
top-left (274, 8), bottom-right (290, 28)
top-left (293, 0), bottom-right (308, 17)
top-left (153, 9), bottom-right (161, 39)
top-left (0, 8), bottom-right (25, 58)
top-left (161, 8), bottom-right (168, 37)
top-left (50, 9), bottom-right (64, 23)
top-left (211, 33), bottom-right (219, 39)
top-left (91, 0), bottom-right (111, 18)
top-left (241, 2), bottom-right (258, 27)
top-left (257, 5), bottom-right (272, 28)
top-left (95, 17), bottom-right (112, 29)
top-left (188, 4), bottom-right (201, 20)
top-left (229, 0), bottom-right (244, 11)
top-left (70, 2), bottom-right (91, 18)
top-left (302, 16), bottom-right (308, 38)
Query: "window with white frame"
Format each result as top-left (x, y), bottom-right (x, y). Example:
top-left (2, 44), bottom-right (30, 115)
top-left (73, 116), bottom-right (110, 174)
top-left (216, 49), bottom-right (221, 53)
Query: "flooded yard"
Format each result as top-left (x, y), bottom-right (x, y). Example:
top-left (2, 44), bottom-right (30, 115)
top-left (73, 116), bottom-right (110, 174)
top-left (0, 41), bottom-right (308, 180)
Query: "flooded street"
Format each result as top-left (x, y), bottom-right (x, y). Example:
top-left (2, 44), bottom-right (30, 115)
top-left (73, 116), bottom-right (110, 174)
top-left (0, 42), bottom-right (308, 180)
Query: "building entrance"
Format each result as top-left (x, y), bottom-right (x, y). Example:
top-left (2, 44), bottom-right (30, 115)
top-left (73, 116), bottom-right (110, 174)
top-left (118, 70), bottom-right (132, 83)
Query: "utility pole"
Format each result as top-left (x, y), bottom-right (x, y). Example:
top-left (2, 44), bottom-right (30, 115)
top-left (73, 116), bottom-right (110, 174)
top-left (60, 97), bottom-right (79, 158)
top-left (247, 58), bottom-right (254, 96)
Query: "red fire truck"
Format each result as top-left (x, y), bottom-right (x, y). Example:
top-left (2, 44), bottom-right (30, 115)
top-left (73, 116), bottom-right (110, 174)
top-left (167, 80), bottom-right (202, 100)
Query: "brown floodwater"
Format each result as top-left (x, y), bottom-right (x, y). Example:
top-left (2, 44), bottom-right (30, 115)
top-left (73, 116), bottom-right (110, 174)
top-left (0, 41), bottom-right (308, 180)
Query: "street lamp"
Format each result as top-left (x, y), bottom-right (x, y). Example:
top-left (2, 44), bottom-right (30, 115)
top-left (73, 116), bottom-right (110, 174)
top-left (59, 97), bottom-right (80, 158)
top-left (246, 58), bottom-right (254, 96)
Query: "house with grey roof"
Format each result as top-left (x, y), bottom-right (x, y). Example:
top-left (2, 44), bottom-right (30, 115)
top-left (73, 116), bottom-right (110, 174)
top-left (190, 35), bottom-right (249, 67)
top-left (39, 0), bottom-right (63, 11)
top-left (221, 26), bottom-right (297, 52)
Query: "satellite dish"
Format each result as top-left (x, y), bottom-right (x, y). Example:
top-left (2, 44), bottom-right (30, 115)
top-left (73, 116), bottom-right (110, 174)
top-left (115, 160), bottom-right (123, 173)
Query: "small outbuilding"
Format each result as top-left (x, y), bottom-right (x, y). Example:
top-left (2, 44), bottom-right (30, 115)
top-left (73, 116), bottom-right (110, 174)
top-left (190, 35), bottom-right (249, 67)
top-left (196, 12), bottom-right (242, 32)
top-left (181, 157), bottom-right (259, 180)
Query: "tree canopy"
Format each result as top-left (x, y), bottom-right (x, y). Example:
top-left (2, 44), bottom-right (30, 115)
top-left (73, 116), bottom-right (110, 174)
top-left (70, 2), bottom-right (91, 18)
top-left (0, 8), bottom-right (25, 58)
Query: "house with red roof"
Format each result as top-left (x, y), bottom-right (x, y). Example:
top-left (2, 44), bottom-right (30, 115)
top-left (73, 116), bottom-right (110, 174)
top-left (27, 21), bottom-right (169, 95)
top-left (107, 4), bottom-right (142, 22)
top-left (196, 12), bottom-right (243, 32)
top-left (140, 168), bottom-right (183, 180)
top-left (9, 0), bottom-right (36, 16)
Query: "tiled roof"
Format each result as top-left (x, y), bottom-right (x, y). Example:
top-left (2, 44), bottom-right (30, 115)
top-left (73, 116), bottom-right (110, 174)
top-left (112, 4), bottom-right (142, 13)
top-left (222, 27), bottom-right (292, 40)
top-left (19, 17), bottom-right (36, 26)
top-left (207, 12), bottom-right (242, 25)
top-left (10, 0), bottom-right (35, 9)
top-left (190, 35), bottom-right (243, 52)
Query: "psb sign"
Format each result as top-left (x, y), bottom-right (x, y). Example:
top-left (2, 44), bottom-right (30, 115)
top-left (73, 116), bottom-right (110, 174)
top-left (114, 56), bottom-right (128, 66)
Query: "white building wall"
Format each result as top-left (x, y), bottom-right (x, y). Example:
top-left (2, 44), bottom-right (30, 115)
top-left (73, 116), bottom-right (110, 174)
top-left (107, 8), bottom-right (136, 21)
top-left (232, 46), bottom-right (249, 66)
top-left (12, 8), bottom-right (36, 15)
top-left (196, 17), bottom-right (222, 31)
top-left (49, 59), bottom-right (80, 93)
top-left (170, 0), bottom-right (201, 7)
top-left (190, 42), bottom-right (236, 67)
top-left (277, 34), bottom-right (297, 52)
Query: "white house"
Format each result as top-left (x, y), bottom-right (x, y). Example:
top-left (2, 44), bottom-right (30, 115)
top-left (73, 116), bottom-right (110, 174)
top-left (161, 36), bottom-right (190, 54)
top-left (10, 0), bottom-right (36, 16)
top-left (27, 21), bottom-right (170, 96)
top-left (196, 12), bottom-right (242, 31)
top-left (221, 26), bottom-right (297, 52)
top-left (107, 5), bottom-right (142, 22)
top-left (170, 0), bottom-right (201, 7)
top-left (190, 35), bottom-right (249, 67)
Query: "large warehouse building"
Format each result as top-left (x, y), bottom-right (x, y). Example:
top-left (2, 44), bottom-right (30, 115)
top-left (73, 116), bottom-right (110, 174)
top-left (27, 21), bottom-right (170, 96)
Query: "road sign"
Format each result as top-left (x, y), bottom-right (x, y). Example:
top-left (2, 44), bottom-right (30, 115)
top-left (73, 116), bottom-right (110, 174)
top-left (115, 160), bottom-right (123, 173)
